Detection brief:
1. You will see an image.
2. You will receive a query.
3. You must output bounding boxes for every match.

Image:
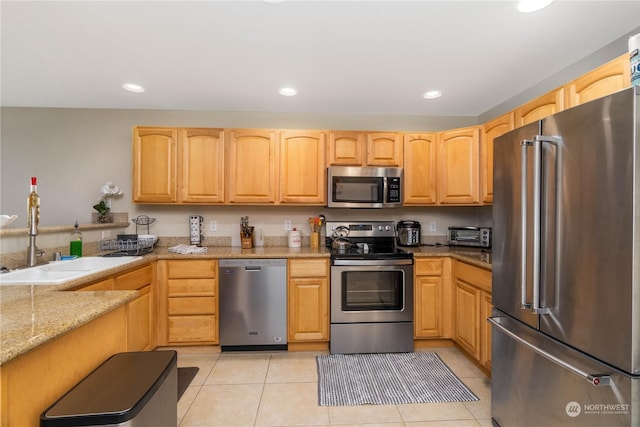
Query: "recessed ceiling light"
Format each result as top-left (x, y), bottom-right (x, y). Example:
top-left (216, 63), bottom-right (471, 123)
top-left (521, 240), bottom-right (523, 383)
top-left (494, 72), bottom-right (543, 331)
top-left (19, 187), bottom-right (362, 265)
top-left (517, 0), bottom-right (554, 13)
top-left (422, 90), bottom-right (442, 99)
top-left (122, 83), bottom-right (145, 93)
top-left (279, 87), bottom-right (298, 96)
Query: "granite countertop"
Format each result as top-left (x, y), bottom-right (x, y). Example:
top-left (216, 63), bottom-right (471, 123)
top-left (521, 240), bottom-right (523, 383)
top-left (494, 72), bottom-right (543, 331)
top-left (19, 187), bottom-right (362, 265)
top-left (0, 244), bottom-right (490, 366)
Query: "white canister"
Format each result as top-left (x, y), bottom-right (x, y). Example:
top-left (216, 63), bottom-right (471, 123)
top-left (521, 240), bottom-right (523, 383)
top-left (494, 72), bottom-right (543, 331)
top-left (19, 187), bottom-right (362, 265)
top-left (288, 228), bottom-right (301, 248)
top-left (630, 33), bottom-right (640, 87)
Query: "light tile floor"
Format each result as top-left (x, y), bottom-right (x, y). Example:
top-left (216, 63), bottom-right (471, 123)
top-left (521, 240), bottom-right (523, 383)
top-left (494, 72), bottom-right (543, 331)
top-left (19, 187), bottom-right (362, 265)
top-left (169, 346), bottom-right (492, 427)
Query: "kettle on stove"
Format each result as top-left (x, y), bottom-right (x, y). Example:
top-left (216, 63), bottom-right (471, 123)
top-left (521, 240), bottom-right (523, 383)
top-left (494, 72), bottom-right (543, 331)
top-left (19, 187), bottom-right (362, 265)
top-left (396, 220), bottom-right (421, 246)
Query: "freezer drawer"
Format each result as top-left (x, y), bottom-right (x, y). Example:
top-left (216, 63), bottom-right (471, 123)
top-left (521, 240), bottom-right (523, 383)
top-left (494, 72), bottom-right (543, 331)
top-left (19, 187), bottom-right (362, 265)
top-left (490, 314), bottom-right (639, 426)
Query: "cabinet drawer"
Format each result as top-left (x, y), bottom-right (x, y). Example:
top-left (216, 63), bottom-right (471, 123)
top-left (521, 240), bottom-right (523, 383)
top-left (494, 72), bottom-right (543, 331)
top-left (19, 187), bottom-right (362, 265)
top-left (115, 265), bottom-right (152, 290)
top-left (288, 258), bottom-right (328, 277)
top-left (454, 260), bottom-right (491, 293)
top-left (168, 278), bottom-right (216, 296)
top-left (168, 315), bottom-right (216, 343)
top-left (166, 260), bottom-right (216, 279)
top-left (75, 278), bottom-right (114, 291)
top-left (415, 258), bottom-right (443, 276)
top-left (168, 296), bottom-right (216, 315)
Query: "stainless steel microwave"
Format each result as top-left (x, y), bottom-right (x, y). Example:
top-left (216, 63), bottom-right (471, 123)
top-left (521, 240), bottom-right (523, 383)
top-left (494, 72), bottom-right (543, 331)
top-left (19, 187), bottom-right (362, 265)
top-left (448, 226), bottom-right (492, 248)
top-left (327, 166), bottom-right (402, 208)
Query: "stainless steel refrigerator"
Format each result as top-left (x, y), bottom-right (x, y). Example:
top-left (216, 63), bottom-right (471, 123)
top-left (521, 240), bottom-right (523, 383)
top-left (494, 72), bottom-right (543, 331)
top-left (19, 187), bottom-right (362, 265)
top-left (491, 86), bottom-right (640, 426)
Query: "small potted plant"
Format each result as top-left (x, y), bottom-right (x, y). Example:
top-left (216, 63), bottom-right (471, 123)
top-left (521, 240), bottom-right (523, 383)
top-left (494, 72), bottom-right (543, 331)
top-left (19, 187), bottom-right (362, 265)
top-left (92, 182), bottom-right (122, 223)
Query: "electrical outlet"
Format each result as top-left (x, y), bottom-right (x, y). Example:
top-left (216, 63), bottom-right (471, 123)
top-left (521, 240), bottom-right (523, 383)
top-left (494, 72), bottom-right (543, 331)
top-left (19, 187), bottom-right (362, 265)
top-left (101, 230), bottom-right (111, 239)
top-left (209, 220), bottom-right (217, 232)
top-left (429, 221), bottom-right (437, 232)
top-left (284, 220), bottom-right (292, 231)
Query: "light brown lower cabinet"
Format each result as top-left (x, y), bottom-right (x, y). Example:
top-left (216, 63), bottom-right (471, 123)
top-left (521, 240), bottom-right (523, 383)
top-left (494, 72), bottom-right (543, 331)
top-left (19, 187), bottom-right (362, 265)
top-left (0, 307), bottom-right (127, 427)
top-left (114, 264), bottom-right (155, 351)
top-left (452, 259), bottom-right (492, 372)
top-left (414, 257), bottom-right (451, 339)
top-left (73, 264), bottom-right (155, 352)
top-left (157, 259), bottom-right (218, 345)
top-left (287, 258), bottom-right (329, 349)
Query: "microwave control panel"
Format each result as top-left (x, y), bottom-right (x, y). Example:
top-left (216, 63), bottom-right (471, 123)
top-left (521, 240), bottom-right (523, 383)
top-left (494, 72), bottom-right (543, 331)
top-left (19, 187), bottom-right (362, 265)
top-left (387, 177), bottom-right (401, 203)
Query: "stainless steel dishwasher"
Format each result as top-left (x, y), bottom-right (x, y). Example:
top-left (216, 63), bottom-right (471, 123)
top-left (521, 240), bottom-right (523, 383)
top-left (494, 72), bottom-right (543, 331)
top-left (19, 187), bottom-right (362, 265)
top-left (219, 258), bottom-right (288, 351)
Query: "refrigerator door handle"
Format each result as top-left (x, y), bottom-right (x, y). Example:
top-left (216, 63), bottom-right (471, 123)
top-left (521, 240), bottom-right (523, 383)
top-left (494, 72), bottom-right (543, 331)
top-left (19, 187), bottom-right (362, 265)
top-left (531, 137), bottom-right (545, 314)
top-left (520, 140), bottom-right (533, 309)
top-left (489, 316), bottom-right (612, 386)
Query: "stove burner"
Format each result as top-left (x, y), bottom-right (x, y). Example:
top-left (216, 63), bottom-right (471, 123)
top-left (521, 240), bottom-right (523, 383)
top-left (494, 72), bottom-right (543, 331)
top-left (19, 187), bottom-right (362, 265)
top-left (325, 220), bottom-right (414, 261)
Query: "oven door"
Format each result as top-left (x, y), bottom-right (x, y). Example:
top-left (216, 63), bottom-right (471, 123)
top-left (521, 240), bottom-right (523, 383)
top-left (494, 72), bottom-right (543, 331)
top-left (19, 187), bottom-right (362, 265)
top-left (330, 259), bottom-right (414, 323)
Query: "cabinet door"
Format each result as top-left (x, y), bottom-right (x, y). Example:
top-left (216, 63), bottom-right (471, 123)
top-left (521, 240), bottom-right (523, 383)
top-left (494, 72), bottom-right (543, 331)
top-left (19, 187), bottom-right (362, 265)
top-left (114, 265), bottom-right (155, 351)
top-left (480, 290), bottom-right (493, 371)
top-left (227, 129), bottom-right (278, 204)
top-left (132, 127), bottom-right (178, 203)
top-left (437, 126), bottom-right (481, 205)
top-left (454, 279), bottom-right (481, 359)
top-left (288, 259), bottom-right (329, 342)
top-left (288, 277), bottom-right (328, 341)
top-left (127, 284), bottom-right (153, 351)
top-left (328, 131), bottom-right (365, 165)
top-left (565, 54), bottom-right (630, 108)
top-left (279, 130), bottom-right (327, 204)
top-left (366, 132), bottom-right (403, 166)
top-left (179, 128), bottom-right (225, 203)
top-left (415, 276), bottom-right (443, 338)
top-left (403, 133), bottom-right (437, 205)
top-left (516, 88), bottom-right (564, 126)
top-left (481, 113), bottom-right (514, 204)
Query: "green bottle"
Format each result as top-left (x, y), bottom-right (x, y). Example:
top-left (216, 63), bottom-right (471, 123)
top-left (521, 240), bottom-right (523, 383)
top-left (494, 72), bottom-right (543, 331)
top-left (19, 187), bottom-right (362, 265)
top-left (70, 221), bottom-right (83, 257)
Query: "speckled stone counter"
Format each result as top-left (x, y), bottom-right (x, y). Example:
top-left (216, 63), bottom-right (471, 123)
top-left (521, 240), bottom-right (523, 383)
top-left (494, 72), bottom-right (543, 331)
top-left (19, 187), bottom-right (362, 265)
top-left (408, 246), bottom-right (492, 269)
top-left (151, 245), bottom-right (332, 259)
top-left (0, 244), bottom-right (489, 366)
top-left (0, 286), bottom-right (137, 364)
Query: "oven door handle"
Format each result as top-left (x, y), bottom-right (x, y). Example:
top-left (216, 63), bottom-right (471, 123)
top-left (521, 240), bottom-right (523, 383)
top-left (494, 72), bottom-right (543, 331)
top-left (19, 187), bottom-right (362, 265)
top-left (332, 259), bottom-right (413, 266)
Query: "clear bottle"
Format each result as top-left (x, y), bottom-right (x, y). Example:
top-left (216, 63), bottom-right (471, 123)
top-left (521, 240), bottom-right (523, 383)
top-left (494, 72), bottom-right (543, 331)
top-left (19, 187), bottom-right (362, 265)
top-left (27, 176), bottom-right (40, 234)
top-left (70, 221), bottom-right (83, 257)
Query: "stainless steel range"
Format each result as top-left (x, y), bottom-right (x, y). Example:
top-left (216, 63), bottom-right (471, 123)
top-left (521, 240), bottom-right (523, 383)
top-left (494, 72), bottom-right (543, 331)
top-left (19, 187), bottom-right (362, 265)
top-left (326, 220), bottom-right (414, 354)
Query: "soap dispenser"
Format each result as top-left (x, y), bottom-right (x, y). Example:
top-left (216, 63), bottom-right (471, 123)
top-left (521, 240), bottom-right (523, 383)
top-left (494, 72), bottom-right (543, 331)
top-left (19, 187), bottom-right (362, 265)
top-left (69, 221), bottom-right (83, 257)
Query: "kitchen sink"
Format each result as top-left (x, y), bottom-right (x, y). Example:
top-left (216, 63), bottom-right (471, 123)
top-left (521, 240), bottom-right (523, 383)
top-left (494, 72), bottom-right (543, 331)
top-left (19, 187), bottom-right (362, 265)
top-left (0, 256), bottom-right (139, 285)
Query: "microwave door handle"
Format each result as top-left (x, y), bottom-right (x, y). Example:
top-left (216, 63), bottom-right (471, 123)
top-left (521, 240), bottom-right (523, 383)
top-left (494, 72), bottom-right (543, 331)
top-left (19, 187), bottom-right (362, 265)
top-left (382, 177), bottom-right (388, 204)
top-left (520, 140), bottom-right (532, 309)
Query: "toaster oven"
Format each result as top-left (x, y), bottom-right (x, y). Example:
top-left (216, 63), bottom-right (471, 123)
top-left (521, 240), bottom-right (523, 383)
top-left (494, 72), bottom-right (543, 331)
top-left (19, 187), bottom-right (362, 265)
top-left (448, 227), bottom-right (492, 248)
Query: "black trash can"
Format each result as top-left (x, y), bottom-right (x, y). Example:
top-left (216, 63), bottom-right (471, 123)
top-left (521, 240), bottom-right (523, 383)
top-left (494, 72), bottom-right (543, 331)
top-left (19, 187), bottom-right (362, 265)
top-left (40, 351), bottom-right (177, 427)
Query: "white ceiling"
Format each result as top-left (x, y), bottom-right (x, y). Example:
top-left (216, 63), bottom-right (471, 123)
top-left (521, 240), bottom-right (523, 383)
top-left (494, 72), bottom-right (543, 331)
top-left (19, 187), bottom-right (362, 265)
top-left (1, 1), bottom-right (639, 117)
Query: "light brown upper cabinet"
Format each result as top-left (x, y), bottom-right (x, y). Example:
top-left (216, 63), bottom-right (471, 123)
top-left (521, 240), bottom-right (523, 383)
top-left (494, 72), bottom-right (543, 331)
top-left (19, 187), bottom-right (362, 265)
top-left (279, 130), bottom-right (327, 205)
top-left (227, 129), bottom-right (278, 204)
top-left (437, 126), bottom-right (481, 205)
top-left (367, 132), bottom-right (403, 166)
top-left (565, 54), bottom-right (630, 108)
top-left (328, 131), bottom-right (365, 165)
top-left (481, 112), bottom-right (514, 204)
top-left (328, 131), bottom-right (402, 166)
top-left (403, 133), bottom-right (437, 205)
top-left (515, 87), bottom-right (564, 126)
top-left (179, 128), bottom-right (225, 203)
top-left (133, 127), bottom-right (178, 203)
top-left (133, 127), bottom-right (225, 204)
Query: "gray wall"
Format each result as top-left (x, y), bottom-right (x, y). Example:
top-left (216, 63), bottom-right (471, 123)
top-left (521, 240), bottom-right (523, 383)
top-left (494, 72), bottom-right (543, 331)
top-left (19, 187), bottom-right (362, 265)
top-left (1, 27), bottom-right (635, 242)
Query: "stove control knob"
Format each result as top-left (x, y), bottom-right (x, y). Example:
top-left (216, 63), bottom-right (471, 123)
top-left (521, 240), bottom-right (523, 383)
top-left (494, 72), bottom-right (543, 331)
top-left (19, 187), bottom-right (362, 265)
top-left (385, 225), bottom-right (392, 231)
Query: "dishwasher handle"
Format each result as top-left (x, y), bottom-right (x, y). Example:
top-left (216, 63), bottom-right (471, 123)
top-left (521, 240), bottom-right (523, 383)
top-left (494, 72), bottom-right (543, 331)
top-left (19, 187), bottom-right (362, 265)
top-left (245, 266), bottom-right (262, 272)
